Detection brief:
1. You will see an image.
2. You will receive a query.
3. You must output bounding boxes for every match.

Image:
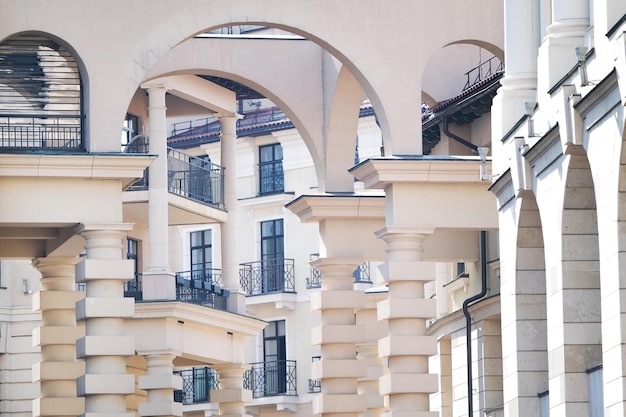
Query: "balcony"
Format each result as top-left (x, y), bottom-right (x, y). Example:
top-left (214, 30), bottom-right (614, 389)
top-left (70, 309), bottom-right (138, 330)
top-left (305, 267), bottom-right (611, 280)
top-left (244, 360), bottom-right (297, 398)
top-left (176, 269), bottom-right (229, 311)
top-left (239, 258), bottom-right (295, 295)
top-left (174, 366), bottom-right (219, 405)
top-left (306, 254), bottom-right (372, 289)
top-left (0, 114), bottom-right (83, 151)
top-left (123, 140), bottom-right (227, 225)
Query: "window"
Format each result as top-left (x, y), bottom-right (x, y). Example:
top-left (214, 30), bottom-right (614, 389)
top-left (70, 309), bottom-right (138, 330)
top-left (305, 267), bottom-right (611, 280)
top-left (261, 219), bottom-right (284, 292)
top-left (588, 366), bottom-right (603, 417)
top-left (263, 320), bottom-right (287, 395)
top-left (259, 143), bottom-right (284, 195)
top-left (191, 229), bottom-right (213, 282)
top-left (124, 238), bottom-right (142, 300)
top-left (121, 113), bottom-right (139, 149)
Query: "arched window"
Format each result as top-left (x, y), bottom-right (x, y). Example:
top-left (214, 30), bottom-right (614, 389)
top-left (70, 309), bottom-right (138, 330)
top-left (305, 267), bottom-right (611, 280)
top-left (0, 33), bottom-right (84, 151)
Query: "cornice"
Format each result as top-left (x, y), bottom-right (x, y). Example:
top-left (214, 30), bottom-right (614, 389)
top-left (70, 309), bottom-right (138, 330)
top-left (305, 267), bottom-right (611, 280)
top-left (285, 193), bottom-right (385, 222)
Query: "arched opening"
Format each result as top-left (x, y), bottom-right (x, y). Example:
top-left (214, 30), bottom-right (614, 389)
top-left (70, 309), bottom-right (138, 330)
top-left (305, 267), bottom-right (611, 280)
top-left (0, 32), bottom-right (84, 151)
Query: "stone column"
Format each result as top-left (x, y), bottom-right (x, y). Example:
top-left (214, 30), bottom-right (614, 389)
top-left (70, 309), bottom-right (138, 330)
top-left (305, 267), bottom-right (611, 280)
top-left (492, 0), bottom-right (540, 174)
top-left (75, 224), bottom-right (135, 417)
top-left (32, 256), bottom-right (85, 417)
top-left (311, 258), bottom-right (366, 417)
top-left (215, 113), bottom-right (245, 313)
top-left (375, 227), bottom-right (437, 417)
top-left (138, 353), bottom-right (182, 417)
top-left (142, 83), bottom-right (175, 301)
top-left (211, 364), bottom-right (251, 417)
top-left (356, 292), bottom-right (387, 417)
top-left (537, 0), bottom-right (590, 95)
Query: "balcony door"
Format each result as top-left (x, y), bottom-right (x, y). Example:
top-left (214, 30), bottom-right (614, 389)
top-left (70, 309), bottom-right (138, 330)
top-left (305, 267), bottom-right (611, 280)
top-left (191, 229), bottom-right (213, 283)
top-left (261, 219), bottom-right (284, 292)
top-left (263, 320), bottom-right (286, 395)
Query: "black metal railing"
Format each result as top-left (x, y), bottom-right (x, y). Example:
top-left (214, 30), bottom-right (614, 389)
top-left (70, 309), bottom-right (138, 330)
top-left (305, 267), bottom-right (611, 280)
top-left (0, 114), bottom-right (83, 151)
top-left (244, 360), bottom-right (297, 398)
top-left (168, 147), bottom-right (225, 208)
top-left (259, 160), bottom-right (284, 195)
top-left (176, 268), bottom-right (222, 286)
top-left (463, 55), bottom-right (504, 91)
top-left (174, 367), bottom-right (219, 404)
top-left (239, 258), bottom-right (295, 295)
top-left (306, 254), bottom-right (371, 288)
top-left (175, 271), bottom-right (229, 310)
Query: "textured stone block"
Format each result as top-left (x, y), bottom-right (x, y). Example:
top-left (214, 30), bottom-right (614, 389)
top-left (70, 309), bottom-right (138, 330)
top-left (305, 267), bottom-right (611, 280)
top-left (379, 372), bottom-right (438, 394)
top-left (311, 290), bottom-right (365, 311)
top-left (378, 335), bottom-right (437, 357)
top-left (77, 373), bottom-right (134, 395)
top-left (377, 297), bottom-right (436, 320)
top-left (76, 297), bottom-right (135, 319)
top-left (76, 259), bottom-right (134, 282)
top-left (311, 324), bottom-right (366, 345)
top-left (311, 358), bottom-right (366, 379)
top-left (76, 335), bottom-right (134, 357)
top-left (313, 393), bottom-right (366, 414)
top-left (138, 374), bottom-right (182, 390)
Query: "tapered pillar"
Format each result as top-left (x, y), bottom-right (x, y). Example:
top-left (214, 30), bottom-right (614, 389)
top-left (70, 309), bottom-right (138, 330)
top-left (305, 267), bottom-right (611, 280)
top-left (142, 83), bottom-right (176, 301)
top-left (138, 353), bottom-right (182, 417)
top-left (32, 256), bottom-right (85, 417)
top-left (215, 113), bottom-right (245, 313)
top-left (375, 227), bottom-right (437, 417)
top-left (311, 258), bottom-right (366, 417)
top-left (75, 224), bottom-right (135, 417)
top-left (211, 365), bottom-right (251, 417)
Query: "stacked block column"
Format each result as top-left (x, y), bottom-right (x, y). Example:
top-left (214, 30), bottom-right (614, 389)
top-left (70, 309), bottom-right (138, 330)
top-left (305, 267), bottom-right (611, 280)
top-left (211, 365), bottom-right (251, 417)
top-left (375, 227), bottom-right (437, 417)
top-left (138, 353), bottom-right (182, 417)
top-left (75, 224), bottom-right (136, 417)
top-left (32, 257), bottom-right (85, 417)
top-left (310, 258), bottom-right (366, 417)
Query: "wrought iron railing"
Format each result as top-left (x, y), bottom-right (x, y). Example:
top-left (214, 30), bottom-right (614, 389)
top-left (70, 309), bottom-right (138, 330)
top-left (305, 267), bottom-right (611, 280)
top-left (239, 258), bottom-right (295, 295)
top-left (176, 269), bottom-right (222, 286)
top-left (306, 254), bottom-right (371, 288)
top-left (259, 160), bottom-right (284, 195)
top-left (175, 271), bottom-right (229, 310)
top-left (463, 55), bottom-right (504, 91)
top-left (0, 114), bottom-right (83, 151)
top-left (168, 147), bottom-right (225, 208)
top-left (243, 360), bottom-right (297, 398)
top-left (174, 367), bottom-right (219, 404)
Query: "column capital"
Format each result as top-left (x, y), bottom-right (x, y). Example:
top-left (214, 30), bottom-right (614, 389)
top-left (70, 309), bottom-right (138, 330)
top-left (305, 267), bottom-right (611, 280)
top-left (75, 223), bottom-right (134, 235)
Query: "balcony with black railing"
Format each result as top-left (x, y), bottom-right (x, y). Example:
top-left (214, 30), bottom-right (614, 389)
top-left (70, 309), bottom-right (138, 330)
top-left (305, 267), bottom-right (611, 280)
top-left (124, 138), bottom-right (225, 210)
top-left (0, 114), bottom-right (84, 151)
top-left (174, 366), bottom-right (219, 405)
top-left (239, 258), bottom-right (295, 296)
top-left (176, 269), bottom-right (229, 311)
top-left (244, 360), bottom-right (297, 398)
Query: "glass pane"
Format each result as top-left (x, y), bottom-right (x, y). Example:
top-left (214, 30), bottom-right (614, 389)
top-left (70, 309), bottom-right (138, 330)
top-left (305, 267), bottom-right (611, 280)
top-left (204, 248), bottom-right (212, 264)
top-left (261, 221), bottom-right (274, 238)
top-left (260, 145), bottom-right (273, 162)
top-left (275, 219), bottom-right (283, 235)
top-left (191, 231), bottom-right (202, 246)
top-left (277, 320), bottom-right (285, 336)
top-left (274, 144), bottom-right (283, 160)
top-left (264, 322), bottom-right (276, 338)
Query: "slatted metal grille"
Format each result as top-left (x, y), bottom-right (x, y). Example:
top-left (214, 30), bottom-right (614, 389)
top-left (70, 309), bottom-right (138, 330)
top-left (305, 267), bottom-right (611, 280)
top-left (0, 33), bottom-right (83, 150)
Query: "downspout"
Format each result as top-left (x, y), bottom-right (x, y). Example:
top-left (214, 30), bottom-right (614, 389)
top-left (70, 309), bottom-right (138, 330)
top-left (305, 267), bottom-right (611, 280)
top-left (442, 117), bottom-right (478, 152)
top-left (462, 230), bottom-right (488, 417)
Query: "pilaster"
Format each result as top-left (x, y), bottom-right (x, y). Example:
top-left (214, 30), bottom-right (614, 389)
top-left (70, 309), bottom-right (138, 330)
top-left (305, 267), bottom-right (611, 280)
top-left (75, 224), bottom-right (135, 417)
top-left (138, 353), bottom-right (182, 417)
top-left (375, 227), bottom-right (438, 417)
top-left (32, 256), bottom-right (85, 417)
top-left (311, 258), bottom-right (367, 417)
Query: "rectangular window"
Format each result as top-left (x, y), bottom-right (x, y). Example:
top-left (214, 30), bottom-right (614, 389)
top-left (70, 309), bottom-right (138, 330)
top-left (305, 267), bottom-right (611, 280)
top-left (259, 143), bottom-right (284, 195)
top-left (588, 366), bottom-right (603, 417)
top-left (260, 219), bottom-right (284, 292)
top-left (124, 238), bottom-right (142, 300)
top-left (191, 229), bottom-right (213, 282)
